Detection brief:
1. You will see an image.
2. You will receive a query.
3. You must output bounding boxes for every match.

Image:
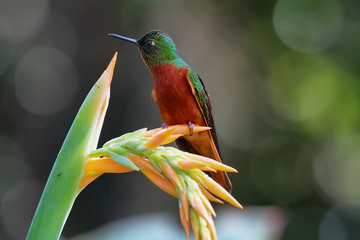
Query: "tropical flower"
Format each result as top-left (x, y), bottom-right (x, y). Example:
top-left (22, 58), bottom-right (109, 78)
top-left (81, 125), bottom-right (242, 240)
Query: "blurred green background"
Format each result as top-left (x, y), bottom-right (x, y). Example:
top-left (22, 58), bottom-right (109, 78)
top-left (1, 0), bottom-right (360, 239)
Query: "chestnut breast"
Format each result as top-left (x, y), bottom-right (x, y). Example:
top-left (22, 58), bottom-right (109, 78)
top-left (151, 64), bottom-right (205, 126)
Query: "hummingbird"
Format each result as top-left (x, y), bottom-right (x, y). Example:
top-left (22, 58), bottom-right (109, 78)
top-left (110, 30), bottom-right (232, 192)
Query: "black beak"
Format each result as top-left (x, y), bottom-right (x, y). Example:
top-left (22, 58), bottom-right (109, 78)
top-left (109, 33), bottom-right (138, 46)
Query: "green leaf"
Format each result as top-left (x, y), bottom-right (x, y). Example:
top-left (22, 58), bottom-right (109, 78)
top-left (26, 53), bottom-right (117, 240)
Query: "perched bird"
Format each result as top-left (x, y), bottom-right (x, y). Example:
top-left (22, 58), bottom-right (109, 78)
top-left (110, 30), bottom-right (231, 192)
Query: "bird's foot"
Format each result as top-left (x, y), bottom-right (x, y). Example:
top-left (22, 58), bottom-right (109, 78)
top-left (188, 121), bottom-right (195, 136)
top-left (161, 123), bottom-right (168, 129)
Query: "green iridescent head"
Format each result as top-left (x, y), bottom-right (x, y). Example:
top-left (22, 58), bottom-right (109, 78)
top-left (110, 30), bottom-right (179, 69)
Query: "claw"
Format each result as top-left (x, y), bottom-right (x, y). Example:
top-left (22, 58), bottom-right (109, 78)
top-left (161, 123), bottom-right (168, 129)
top-left (188, 121), bottom-right (195, 136)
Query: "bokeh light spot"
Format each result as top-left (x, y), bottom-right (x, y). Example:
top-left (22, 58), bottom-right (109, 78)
top-left (267, 52), bottom-right (359, 137)
top-left (314, 140), bottom-right (360, 203)
top-left (273, 0), bottom-right (343, 53)
top-left (268, 53), bottom-right (337, 121)
top-left (216, 207), bottom-right (285, 240)
top-left (319, 202), bottom-right (360, 240)
top-left (0, 0), bottom-right (49, 41)
top-left (319, 205), bottom-right (347, 240)
top-left (14, 47), bottom-right (78, 116)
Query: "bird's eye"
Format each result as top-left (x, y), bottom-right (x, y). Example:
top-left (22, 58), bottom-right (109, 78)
top-left (144, 40), bottom-right (154, 47)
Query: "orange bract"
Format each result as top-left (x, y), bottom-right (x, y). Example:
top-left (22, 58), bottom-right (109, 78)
top-left (141, 168), bottom-right (177, 197)
top-left (81, 125), bottom-right (241, 240)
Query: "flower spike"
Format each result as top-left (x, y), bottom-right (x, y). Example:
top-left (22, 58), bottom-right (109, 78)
top-left (82, 125), bottom-right (242, 239)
